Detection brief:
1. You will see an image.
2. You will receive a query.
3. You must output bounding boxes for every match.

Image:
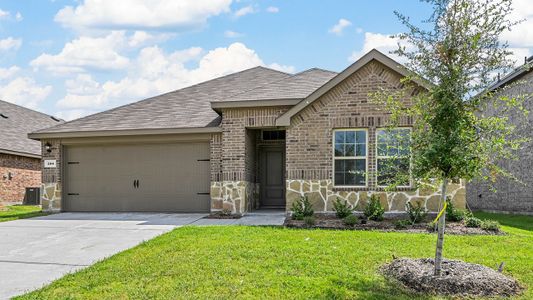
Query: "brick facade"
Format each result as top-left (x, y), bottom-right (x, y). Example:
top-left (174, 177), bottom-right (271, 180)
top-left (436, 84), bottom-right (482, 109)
top-left (467, 70), bottom-right (533, 214)
top-left (0, 153), bottom-right (41, 203)
top-left (285, 60), bottom-right (465, 212)
top-left (287, 60), bottom-right (412, 185)
top-left (209, 107), bottom-right (290, 213)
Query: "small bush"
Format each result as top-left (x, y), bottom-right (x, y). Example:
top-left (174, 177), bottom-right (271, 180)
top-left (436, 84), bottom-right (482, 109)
top-left (480, 219), bottom-right (501, 232)
top-left (221, 208), bottom-right (232, 216)
top-left (406, 201), bottom-right (427, 223)
top-left (333, 198), bottom-right (353, 219)
top-left (359, 215), bottom-right (368, 224)
top-left (303, 216), bottom-right (316, 227)
top-left (343, 214), bottom-right (358, 226)
top-left (445, 198), bottom-right (465, 222)
top-left (426, 221), bottom-right (437, 232)
top-left (364, 194), bottom-right (385, 221)
top-left (394, 219), bottom-right (411, 229)
top-left (465, 216), bottom-right (482, 228)
top-left (291, 196), bottom-right (314, 220)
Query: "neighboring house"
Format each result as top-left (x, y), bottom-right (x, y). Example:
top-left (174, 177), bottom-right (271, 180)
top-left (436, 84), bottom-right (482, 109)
top-left (467, 57), bottom-right (533, 214)
top-left (30, 50), bottom-right (466, 214)
top-left (0, 100), bottom-right (62, 203)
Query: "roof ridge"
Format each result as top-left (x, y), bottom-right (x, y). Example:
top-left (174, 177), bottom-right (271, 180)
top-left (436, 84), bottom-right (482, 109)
top-left (293, 67), bottom-right (338, 75)
top-left (220, 67), bottom-right (338, 101)
top-left (0, 99), bottom-right (62, 121)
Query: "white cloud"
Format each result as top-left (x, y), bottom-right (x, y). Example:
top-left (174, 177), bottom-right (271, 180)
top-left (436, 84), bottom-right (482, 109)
top-left (0, 37), bottom-right (22, 51)
top-left (0, 9), bottom-right (9, 19)
top-left (329, 18), bottom-right (352, 36)
top-left (55, 0), bottom-right (232, 31)
top-left (224, 30), bottom-right (243, 38)
top-left (30, 31), bottom-right (130, 74)
top-left (234, 5), bottom-right (256, 18)
top-left (56, 42), bottom-right (293, 117)
top-left (266, 6), bottom-right (279, 13)
top-left (349, 32), bottom-right (409, 63)
top-left (127, 31), bottom-right (172, 48)
top-left (507, 47), bottom-right (532, 66)
top-left (0, 66), bottom-right (20, 80)
top-left (0, 9), bottom-right (22, 21)
top-left (0, 77), bottom-right (52, 108)
top-left (499, 0), bottom-right (533, 65)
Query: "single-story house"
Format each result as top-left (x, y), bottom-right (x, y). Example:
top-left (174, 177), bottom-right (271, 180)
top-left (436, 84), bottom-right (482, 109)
top-left (467, 56), bottom-right (533, 214)
top-left (30, 49), bottom-right (466, 214)
top-left (0, 100), bottom-right (62, 203)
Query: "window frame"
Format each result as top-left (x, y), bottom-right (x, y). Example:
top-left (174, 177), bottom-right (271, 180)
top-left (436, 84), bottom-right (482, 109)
top-left (376, 127), bottom-right (412, 188)
top-left (332, 128), bottom-right (369, 188)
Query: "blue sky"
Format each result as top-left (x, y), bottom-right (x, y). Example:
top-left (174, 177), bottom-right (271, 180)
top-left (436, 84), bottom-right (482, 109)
top-left (0, 0), bottom-right (531, 120)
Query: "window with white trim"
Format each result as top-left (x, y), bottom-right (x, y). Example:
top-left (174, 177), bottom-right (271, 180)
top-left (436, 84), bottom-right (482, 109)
top-left (333, 129), bottom-right (367, 186)
top-left (376, 128), bottom-right (411, 187)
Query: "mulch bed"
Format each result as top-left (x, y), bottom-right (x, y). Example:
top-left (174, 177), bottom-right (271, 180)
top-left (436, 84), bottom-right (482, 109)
top-left (283, 215), bottom-right (505, 235)
top-left (204, 213), bottom-right (242, 219)
top-left (381, 258), bottom-right (523, 297)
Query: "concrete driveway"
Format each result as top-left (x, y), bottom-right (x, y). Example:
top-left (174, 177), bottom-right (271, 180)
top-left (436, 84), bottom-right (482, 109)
top-left (0, 213), bottom-right (206, 299)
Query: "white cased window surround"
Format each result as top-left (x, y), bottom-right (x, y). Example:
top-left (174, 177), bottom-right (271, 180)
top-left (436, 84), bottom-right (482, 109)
top-left (333, 129), bottom-right (367, 187)
top-left (376, 127), bottom-right (412, 187)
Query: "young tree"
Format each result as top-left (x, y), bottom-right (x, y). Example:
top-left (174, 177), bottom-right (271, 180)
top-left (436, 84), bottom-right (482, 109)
top-left (373, 0), bottom-right (529, 276)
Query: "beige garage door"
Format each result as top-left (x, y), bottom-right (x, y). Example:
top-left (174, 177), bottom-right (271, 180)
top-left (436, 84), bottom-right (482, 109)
top-left (64, 142), bottom-right (210, 212)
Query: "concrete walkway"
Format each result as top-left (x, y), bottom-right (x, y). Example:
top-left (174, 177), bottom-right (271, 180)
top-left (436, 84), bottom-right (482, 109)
top-left (0, 211), bottom-right (285, 299)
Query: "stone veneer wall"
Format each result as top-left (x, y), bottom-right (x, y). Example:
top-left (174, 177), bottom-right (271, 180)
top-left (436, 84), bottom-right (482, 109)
top-left (287, 180), bottom-right (466, 212)
top-left (285, 60), bottom-right (465, 212)
top-left (467, 70), bottom-right (533, 214)
top-left (40, 139), bottom-right (62, 212)
top-left (210, 107), bottom-right (290, 214)
top-left (0, 153), bottom-right (41, 203)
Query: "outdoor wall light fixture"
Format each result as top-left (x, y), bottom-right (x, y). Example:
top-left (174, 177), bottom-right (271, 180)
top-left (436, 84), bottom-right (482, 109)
top-left (45, 142), bottom-right (53, 153)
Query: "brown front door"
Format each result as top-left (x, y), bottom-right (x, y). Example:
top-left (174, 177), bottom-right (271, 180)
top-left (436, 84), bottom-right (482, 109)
top-left (259, 146), bottom-right (285, 208)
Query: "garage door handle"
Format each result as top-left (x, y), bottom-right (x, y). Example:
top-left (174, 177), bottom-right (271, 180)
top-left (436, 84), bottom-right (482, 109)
top-left (133, 179), bottom-right (139, 188)
top-left (137, 180), bottom-right (140, 188)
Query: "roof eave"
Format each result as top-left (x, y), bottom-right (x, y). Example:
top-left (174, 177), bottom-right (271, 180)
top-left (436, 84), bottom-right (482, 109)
top-left (28, 126), bottom-right (222, 140)
top-left (0, 148), bottom-right (41, 159)
top-left (275, 49), bottom-right (430, 126)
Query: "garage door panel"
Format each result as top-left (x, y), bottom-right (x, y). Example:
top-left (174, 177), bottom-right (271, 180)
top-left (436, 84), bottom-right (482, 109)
top-left (65, 142), bottom-right (210, 212)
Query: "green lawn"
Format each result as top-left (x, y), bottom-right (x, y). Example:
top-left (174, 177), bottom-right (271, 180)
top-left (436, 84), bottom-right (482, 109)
top-left (18, 212), bottom-right (533, 300)
top-left (0, 205), bottom-right (46, 223)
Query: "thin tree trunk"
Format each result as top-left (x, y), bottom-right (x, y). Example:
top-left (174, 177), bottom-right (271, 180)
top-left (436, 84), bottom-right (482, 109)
top-left (434, 178), bottom-right (448, 276)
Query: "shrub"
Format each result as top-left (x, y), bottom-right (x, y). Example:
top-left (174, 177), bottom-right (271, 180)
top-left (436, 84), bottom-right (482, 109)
top-left (465, 216), bottom-right (482, 228)
top-left (426, 221), bottom-right (437, 232)
top-left (445, 198), bottom-right (465, 222)
top-left (406, 201), bottom-right (427, 223)
top-left (303, 216), bottom-right (316, 227)
top-left (480, 219), bottom-right (500, 232)
top-left (291, 196), bottom-right (314, 220)
top-left (343, 214), bottom-right (358, 226)
top-left (333, 198), bottom-right (353, 219)
top-left (359, 215), bottom-right (368, 224)
top-left (394, 219), bottom-right (411, 229)
top-left (221, 208), bottom-right (232, 216)
top-left (364, 194), bottom-right (385, 221)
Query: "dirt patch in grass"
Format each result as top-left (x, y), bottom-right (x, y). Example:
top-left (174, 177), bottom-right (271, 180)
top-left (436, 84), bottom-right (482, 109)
top-left (381, 258), bottom-right (523, 297)
top-left (284, 215), bottom-right (504, 235)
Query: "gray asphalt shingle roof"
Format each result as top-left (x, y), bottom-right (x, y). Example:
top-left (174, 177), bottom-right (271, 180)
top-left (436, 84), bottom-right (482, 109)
top-left (0, 100), bottom-right (62, 156)
top-left (34, 67), bottom-right (291, 134)
top-left (224, 68), bottom-right (337, 102)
